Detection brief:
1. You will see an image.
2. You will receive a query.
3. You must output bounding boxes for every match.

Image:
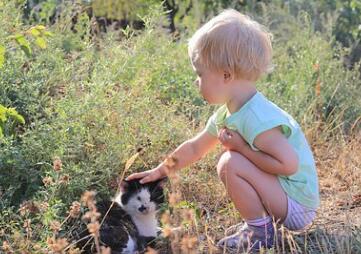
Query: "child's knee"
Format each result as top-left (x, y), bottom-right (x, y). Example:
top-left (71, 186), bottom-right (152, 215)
top-left (217, 151), bottom-right (245, 180)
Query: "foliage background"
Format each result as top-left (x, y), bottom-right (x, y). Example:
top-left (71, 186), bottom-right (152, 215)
top-left (0, 0), bottom-right (360, 253)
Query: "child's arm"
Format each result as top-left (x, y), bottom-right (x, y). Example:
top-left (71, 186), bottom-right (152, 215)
top-left (219, 127), bottom-right (298, 176)
top-left (126, 129), bottom-right (219, 183)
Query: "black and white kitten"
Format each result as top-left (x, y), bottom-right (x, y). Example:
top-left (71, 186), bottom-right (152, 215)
top-left (75, 178), bottom-right (166, 254)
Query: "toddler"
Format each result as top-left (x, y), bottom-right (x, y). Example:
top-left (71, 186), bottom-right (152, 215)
top-left (127, 9), bottom-right (319, 251)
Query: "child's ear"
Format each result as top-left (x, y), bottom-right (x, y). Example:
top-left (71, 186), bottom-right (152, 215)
top-left (224, 71), bottom-right (232, 83)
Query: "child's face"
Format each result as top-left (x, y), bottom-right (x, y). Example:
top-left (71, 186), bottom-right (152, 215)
top-left (192, 63), bottom-right (230, 104)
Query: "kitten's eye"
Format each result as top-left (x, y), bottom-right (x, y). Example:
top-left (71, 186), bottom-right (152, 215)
top-left (137, 196), bottom-right (141, 201)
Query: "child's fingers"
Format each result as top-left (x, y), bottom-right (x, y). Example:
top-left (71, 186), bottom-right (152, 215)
top-left (223, 128), bottom-right (235, 138)
top-left (140, 173), bottom-right (158, 184)
top-left (219, 128), bottom-right (233, 140)
top-left (223, 130), bottom-right (231, 140)
top-left (126, 171), bottom-right (149, 181)
top-left (218, 128), bottom-right (224, 139)
top-left (219, 128), bottom-right (227, 141)
top-left (219, 133), bottom-right (226, 143)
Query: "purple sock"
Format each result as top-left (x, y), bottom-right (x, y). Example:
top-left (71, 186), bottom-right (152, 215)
top-left (246, 216), bottom-right (272, 227)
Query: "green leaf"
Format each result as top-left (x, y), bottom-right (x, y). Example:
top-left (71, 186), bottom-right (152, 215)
top-left (0, 45), bottom-right (5, 68)
top-left (6, 108), bottom-right (25, 125)
top-left (0, 105), bottom-right (25, 126)
top-left (35, 25), bottom-right (46, 31)
top-left (20, 45), bottom-right (32, 57)
top-left (0, 104), bottom-right (7, 122)
top-left (0, 104), bottom-right (25, 139)
top-left (14, 35), bottom-right (32, 57)
top-left (35, 37), bottom-right (47, 49)
top-left (29, 27), bottom-right (41, 37)
top-left (43, 31), bottom-right (53, 37)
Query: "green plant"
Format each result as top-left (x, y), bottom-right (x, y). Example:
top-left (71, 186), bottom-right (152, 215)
top-left (0, 1), bottom-right (360, 253)
top-left (0, 104), bottom-right (25, 138)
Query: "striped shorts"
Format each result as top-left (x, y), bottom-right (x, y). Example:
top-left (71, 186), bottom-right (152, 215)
top-left (283, 196), bottom-right (317, 231)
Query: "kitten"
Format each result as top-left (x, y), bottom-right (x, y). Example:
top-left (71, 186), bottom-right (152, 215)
top-left (74, 178), bottom-right (166, 253)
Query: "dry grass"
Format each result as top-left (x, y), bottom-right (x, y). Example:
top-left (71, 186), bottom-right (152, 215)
top-left (2, 129), bottom-right (359, 254)
top-left (1, 132), bottom-right (360, 254)
top-left (162, 130), bottom-right (361, 254)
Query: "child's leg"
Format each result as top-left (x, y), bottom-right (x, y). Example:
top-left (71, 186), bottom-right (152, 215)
top-left (216, 151), bottom-right (288, 249)
top-left (217, 151), bottom-right (288, 221)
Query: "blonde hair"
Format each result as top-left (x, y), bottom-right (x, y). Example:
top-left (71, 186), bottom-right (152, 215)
top-left (188, 9), bottom-right (273, 81)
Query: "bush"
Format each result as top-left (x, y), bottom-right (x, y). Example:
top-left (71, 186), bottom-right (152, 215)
top-left (0, 1), bottom-right (360, 252)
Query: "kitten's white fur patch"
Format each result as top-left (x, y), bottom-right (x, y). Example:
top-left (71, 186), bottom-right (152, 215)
top-left (122, 236), bottom-right (136, 254)
top-left (114, 188), bottom-right (158, 237)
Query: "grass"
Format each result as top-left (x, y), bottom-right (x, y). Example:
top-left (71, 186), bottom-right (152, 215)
top-left (0, 1), bottom-right (360, 253)
top-left (170, 131), bottom-right (361, 253)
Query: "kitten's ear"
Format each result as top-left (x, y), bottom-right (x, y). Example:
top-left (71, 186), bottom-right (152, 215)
top-left (119, 180), bottom-right (129, 193)
top-left (154, 177), bottom-right (168, 188)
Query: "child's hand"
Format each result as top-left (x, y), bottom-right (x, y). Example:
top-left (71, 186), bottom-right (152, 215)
top-left (126, 166), bottom-right (167, 184)
top-left (218, 128), bottom-right (248, 152)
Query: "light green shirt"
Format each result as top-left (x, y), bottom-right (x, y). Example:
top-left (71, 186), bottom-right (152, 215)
top-left (206, 91), bottom-right (320, 209)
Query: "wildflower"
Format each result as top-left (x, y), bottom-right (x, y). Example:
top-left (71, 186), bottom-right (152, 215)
top-left (168, 191), bottom-right (182, 206)
top-left (163, 155), bottom-right (179, 179)
top-left (2, 241), bottom-right (13, 253)
top-left (164, 155), bottom-right (178, 169)
top-left (43, 176), bottom-right (54, 187)
top-left (12, 231), bottom-right (22, 243)
top-left (87, 221), bottom-right (100, 236)
top-left (68, 247), bottom-right (82, 254)
top-left (47, 237), bottom-right (69, 253)
top-left (81, 190), bottom-right (96, 207)
top-left (59, 174), bottom-right (70, 185)
top-left (164, 166), bottom-right (180, 185)
top-left (53, 157), bottom-right (62, 171)
top-left (50, 220), bottom-right (61, 233)
top-left (23, 219), bottom-right (31, 228)
top-left (312, 62), bottom-right (320, 72)
top-left (33, 244), bottom-right (43, 251)
top-left (145, 247), bottom-right (158, 254)
top-left (38, 201), bottom-right (49, 212)
top-left (19, 201), bottom-right (39, 216)
top-left (182, 209), bottom-right (194, 223)
top-left (162, 226), bottom-right (173, 238)
top-left (181, 235), bottom-right (198, 253)
top-left (161, 211), bottom-right (171, 225)
top-left (69, 201), bottom-right (81, 218)
top-left (82, 210), bottom-right (101, 222)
